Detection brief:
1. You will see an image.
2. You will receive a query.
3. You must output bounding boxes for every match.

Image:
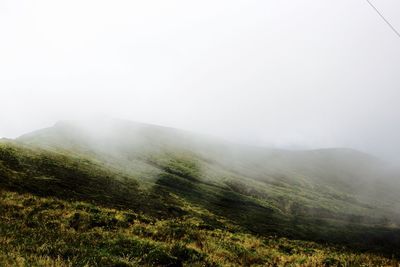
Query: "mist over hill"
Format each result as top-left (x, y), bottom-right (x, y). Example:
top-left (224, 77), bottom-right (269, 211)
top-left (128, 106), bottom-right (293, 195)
top-left (18, 119), bottom-right (400, 211)
top-left (16, 120), bottom-right (400, 226)
top-left (1, 119), bottom-right (400, 265)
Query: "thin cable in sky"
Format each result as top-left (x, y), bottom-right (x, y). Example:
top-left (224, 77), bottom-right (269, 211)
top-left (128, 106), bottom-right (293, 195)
top-left (365, 0), bottom-right (400, 39)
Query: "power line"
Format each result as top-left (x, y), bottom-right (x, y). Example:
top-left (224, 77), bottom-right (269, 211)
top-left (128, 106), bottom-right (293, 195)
top-left (365, 0), bottom-right (400, 39)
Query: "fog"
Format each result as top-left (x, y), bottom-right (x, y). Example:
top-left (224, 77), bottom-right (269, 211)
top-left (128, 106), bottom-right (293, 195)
top-left (1, 0), bottom-right (400, 161)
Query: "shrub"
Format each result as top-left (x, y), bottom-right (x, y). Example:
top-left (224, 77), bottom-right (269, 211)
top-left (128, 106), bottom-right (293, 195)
top-left (170, 243), bottom-right (204, 262)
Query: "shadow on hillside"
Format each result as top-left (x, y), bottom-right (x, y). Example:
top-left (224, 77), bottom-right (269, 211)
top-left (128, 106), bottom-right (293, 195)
top-left (150, 156), bottom-right (280, 233)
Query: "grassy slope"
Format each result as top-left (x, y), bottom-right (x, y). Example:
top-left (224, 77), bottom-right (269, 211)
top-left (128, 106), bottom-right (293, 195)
top-left (0, 140), bottom-right (395, 266)
top-left (0, 139), bottom-right (400, 266)
top-left (16, 121), bottom-right (400, 221)
top-left (17, 121), bottom-right (400, 220)
top-left (0, 120), bottom-right (399, 264)
top-left (1, 189), bottom-right (398, 266)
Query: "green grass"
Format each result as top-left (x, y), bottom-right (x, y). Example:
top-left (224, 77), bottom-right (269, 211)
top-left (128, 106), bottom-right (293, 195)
top-left (1, 137), bottom-right (400, 265)
top-left (1, 190), bottom-right (397, 266)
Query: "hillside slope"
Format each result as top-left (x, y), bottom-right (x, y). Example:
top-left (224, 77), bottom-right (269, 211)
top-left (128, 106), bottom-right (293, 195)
top-left (17, 120), bottom-right (400, 221)
top-left (0, 141), bottom-right (399, 266)
top-left (1, 119), bottom-right (399, 264)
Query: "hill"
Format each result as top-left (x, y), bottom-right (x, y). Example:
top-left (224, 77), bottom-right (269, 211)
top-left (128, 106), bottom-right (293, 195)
top-left (1, 119), bottom-right (400, 265)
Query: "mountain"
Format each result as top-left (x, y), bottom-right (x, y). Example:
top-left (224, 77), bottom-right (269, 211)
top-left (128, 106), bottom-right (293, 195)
top-left (1, 119), bottom-right (400, 266)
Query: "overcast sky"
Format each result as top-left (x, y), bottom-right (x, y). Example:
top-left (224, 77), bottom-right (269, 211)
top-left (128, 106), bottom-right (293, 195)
top-left (0, 0), bottom-right (399, 160)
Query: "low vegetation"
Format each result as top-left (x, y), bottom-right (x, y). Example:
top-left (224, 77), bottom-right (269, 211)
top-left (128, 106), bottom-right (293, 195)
top-left (1, 190), bottom-right (397, 266)
top-left (1, 122), bottom-right (400, 266)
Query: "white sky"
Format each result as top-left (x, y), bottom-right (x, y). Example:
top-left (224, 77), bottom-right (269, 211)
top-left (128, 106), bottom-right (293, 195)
top-left (0, 0), bottom-right (399, 160)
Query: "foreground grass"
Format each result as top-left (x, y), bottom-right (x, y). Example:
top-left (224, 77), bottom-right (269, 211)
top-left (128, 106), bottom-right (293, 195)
top-left (0, 190), bottom-right (397, 267)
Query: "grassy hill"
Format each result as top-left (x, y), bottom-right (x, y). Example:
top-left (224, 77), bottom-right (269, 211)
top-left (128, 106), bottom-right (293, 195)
top-left (1, 119), bottom-right (400, 265)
